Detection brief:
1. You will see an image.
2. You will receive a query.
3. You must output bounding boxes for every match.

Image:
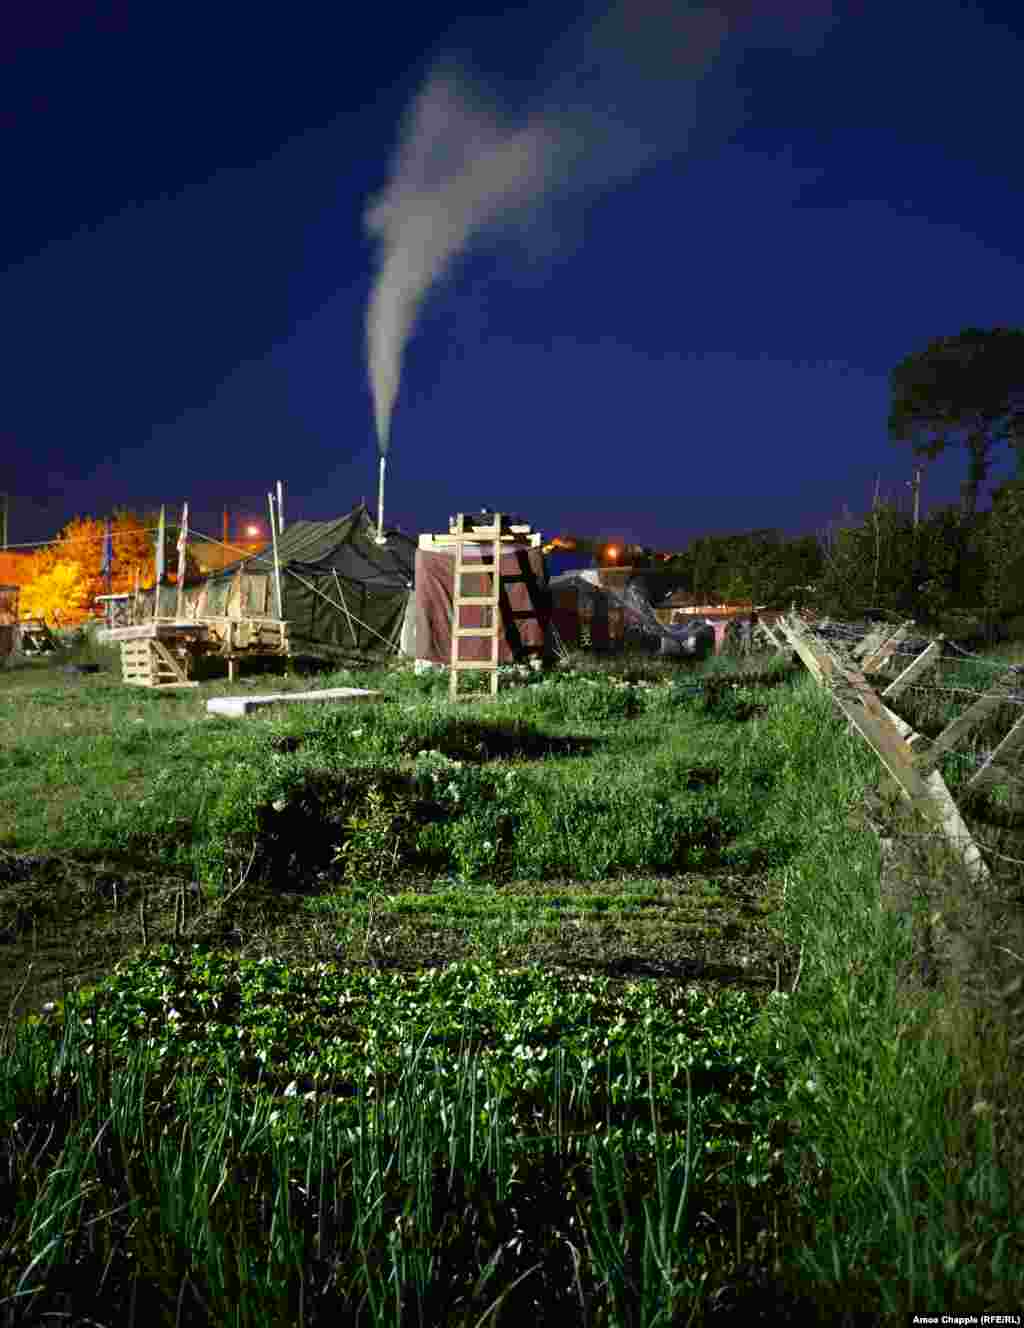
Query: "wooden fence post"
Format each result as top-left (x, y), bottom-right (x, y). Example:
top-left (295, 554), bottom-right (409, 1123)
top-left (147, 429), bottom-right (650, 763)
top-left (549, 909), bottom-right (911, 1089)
top-left (779, 614), bottom-right (990, 884)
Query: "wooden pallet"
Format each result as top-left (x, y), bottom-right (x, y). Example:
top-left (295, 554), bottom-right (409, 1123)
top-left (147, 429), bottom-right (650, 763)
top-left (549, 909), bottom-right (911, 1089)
top-left (120, 638), bottom-right (198, 688)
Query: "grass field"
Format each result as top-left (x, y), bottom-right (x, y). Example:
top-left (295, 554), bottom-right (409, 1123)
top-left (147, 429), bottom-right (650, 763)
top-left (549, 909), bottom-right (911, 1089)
top-left (1, 629), bottom-right (1022, 1325)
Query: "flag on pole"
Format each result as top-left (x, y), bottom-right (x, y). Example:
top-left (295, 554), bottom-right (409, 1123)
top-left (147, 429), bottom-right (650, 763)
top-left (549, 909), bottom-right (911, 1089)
top-left (100, 519), bottom-right (113, 578)
top-left (155, 505), bottom-right (166, 585)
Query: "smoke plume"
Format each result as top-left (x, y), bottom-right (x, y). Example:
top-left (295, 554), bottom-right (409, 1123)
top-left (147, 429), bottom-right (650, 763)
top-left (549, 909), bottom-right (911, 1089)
top-left (363, 1), bottom-right (831, 454)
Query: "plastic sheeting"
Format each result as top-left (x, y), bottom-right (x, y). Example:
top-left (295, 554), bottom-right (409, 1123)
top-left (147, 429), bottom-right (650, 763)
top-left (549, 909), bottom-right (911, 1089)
top-left (548, 572), bottom-right (719, 656)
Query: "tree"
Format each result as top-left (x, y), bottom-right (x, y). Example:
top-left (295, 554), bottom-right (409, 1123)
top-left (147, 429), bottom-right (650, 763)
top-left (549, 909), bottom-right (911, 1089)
top-left (981, 477), bottom-right (1024, 633)
top-left (18, 510), bottom-right (200, 626)
top-left (889, 327), bottom-right (1024, 517)
top-left (19, 560), bottom-right (91, 627)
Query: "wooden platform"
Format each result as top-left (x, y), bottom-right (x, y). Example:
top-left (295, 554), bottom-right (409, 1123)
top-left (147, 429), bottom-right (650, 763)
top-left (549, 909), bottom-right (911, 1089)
top-left (207, 687), bottom-right (384, 718)
top-left (99, 618), bottom-right (291, 686)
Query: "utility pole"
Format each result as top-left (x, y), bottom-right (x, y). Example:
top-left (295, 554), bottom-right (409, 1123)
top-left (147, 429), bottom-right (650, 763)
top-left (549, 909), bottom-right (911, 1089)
top-left (906, 465), bottom-right (923, 621)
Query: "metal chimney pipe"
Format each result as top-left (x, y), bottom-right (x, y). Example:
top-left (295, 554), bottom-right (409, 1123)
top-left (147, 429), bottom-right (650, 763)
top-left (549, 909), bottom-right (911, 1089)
top-left (375, 455), bottom-right (387, 544)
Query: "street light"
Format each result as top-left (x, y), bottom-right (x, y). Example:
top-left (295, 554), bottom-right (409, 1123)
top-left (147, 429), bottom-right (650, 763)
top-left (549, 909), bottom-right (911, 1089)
top-left (246, 524), bottom-right (260, 537)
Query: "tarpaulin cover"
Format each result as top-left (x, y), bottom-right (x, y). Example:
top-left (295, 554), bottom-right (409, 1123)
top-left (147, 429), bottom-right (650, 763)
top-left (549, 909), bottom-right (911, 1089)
top-left (416, 544), bottom-right (548, 665)
top-left (133, 505), bottom-right (416, 657)
top-left (546, 572), bottom-right (723, 655)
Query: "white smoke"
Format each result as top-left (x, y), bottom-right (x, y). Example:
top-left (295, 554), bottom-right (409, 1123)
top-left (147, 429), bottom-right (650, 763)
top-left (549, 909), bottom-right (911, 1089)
top-left (364, 75), bottom-right (573, 452)
top-left (363, 1), bottom-right (832, 453)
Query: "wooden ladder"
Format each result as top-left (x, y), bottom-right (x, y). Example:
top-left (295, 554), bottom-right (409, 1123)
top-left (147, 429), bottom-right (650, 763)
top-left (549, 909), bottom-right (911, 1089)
top-left (449, 512), bottom-right (503, 702)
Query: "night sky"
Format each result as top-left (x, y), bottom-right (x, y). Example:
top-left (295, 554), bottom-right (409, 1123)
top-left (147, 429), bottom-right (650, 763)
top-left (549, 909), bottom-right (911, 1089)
top-left (5, 2), bottom-right (1023, 560)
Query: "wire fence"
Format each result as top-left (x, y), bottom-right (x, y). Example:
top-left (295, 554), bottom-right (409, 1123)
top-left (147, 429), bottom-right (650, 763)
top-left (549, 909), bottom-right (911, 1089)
top-left (787, 610), bottom-right (1024, 871)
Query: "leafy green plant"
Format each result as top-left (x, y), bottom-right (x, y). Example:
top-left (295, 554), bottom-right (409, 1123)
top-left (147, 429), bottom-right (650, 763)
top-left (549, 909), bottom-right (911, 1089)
top-left (333, 784), bottom-right (413, 885)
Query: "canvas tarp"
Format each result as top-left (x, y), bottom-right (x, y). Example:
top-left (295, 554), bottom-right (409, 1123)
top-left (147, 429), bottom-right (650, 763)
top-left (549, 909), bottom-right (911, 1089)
top-left (416, 544), bottom-right (548, 666)
top-left (133, 505), bottom-right (416, 658)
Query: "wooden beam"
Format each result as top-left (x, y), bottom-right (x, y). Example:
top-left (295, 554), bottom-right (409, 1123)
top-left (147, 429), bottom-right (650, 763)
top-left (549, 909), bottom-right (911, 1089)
top-left (151, 638), bottom-right (192, 685)
top-left (758, 621), bottom-right (787, 654)
top-left (913, 675), bottom-right (1020, 777)
top-left (882, 638), bottom-right (942, 701)
top-left (964, 711), bottom-right (1024, 795)
top-left (829, 673), bottom-right (989, 884)
top-left (782, 615), bottom-right (989, 884)
top-left (776, 615), bottom-right (832, 686)
top-left (862, 622), bottom-right (914, 674)
top-left (852, 624), bottom-right (888, 660)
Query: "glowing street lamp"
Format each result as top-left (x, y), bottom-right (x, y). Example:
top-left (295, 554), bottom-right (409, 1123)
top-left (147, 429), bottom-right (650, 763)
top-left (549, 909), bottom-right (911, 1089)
top-left (246, 524), bottom-right (260, 537)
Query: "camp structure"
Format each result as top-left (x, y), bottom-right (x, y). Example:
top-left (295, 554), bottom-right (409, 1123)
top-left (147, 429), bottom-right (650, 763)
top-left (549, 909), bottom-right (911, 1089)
top-left (415, 515), bottom-right (549, 670)
top-left (547, 571), bottom-right (625, 653)
top-left (546, 569), bottom-right (728, 658)
top-left (100, 504), bottom-right (417, 686)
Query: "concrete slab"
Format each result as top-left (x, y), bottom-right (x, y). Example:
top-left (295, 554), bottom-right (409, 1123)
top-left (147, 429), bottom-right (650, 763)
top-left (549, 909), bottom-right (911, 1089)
top-left (206, 687), bottom-right (385, 718)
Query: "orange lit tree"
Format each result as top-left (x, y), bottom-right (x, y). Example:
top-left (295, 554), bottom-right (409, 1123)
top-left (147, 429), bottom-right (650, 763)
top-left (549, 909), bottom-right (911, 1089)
top-left (19, 510), bottom-right (200, 626)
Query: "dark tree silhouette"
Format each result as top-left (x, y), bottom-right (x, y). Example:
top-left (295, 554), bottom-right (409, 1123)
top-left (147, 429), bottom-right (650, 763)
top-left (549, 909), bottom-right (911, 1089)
top-left (889, 327), bottom-right (1024, 516)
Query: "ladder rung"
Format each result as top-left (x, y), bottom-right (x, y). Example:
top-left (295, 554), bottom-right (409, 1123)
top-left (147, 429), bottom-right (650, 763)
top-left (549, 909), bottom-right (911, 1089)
top-left (457, 564), bottom-right (498, 574)
top-left (455, 627), bottom-right (498, 637)
top-left (452, 660), bottom-right (500, 671)
top-left (455, 596), bottom-right (500, 606)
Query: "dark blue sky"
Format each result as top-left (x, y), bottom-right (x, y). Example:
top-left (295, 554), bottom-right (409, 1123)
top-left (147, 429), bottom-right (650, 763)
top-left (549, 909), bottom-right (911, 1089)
top-left (4, 1), bottom-right (1023, 557)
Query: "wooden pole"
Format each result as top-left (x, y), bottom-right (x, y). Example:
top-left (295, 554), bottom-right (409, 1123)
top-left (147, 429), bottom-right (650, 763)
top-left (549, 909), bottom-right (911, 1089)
top-left (268, 492), bottom-right (284, 620)
top-left (175, 502), bottom-right (189, 620)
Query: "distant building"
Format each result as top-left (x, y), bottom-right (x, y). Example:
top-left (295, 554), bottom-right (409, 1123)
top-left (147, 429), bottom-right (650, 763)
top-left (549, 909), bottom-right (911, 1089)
top-left (654, 589), bottom-right (754, 625)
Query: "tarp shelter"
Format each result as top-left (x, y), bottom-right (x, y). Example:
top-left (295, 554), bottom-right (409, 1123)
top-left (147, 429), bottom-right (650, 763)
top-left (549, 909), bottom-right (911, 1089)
top-left (548, 571), bottom-right (624, 652)
top-left (546, 571), bottom-right (718, 657)
top-left (415, 539), bottom-right (548, 667)
top-left (133, 505), bottom-right (417, 660)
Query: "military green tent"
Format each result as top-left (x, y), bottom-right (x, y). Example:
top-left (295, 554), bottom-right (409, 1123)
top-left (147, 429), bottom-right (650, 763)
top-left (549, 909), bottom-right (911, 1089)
top-left (138, 504), bottom-right (417, 660)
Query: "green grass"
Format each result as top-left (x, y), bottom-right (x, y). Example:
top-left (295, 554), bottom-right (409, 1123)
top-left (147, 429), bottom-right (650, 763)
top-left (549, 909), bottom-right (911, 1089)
top-left (0, 636), bottom-right (1022, 1324)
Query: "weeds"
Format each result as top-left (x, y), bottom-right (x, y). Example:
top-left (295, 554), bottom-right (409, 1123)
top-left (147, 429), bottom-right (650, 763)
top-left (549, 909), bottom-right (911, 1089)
top-left (0, 640), bottom-right (1021, 1322)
